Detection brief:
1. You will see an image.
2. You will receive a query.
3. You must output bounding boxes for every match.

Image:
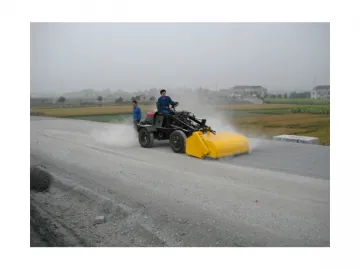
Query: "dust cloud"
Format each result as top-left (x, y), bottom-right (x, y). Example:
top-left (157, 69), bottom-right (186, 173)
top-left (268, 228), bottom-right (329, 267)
top-left (89, 90), bottom-right (264, 153)
top-left (173, 91), bottom-right (267, 152)
top-left (171, 90), bottom-right (239, 132)
top-left (171, 90), bottom-right (262, 152)
top-left (90, 121), bottom-right (139, 147)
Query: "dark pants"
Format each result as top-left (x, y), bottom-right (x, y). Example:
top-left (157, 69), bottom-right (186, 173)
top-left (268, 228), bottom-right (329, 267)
top-left (133, 119), bottom-right (140, 129)
top-left (162, 115), bottom-right (169, 127)
top-left (163, 114), bottom-right (174, 127)
top-left (161, 110), bottom-right (173, 127)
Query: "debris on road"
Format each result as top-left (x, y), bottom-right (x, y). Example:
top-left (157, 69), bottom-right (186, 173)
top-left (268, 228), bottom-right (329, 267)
top-left (30, 165), bottom-right (52, 192)
top-left (94, 216), bottom-right (106, 224)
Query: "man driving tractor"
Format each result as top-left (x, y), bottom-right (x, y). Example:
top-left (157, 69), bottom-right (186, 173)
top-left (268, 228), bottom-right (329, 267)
top-left (157, 89), bottom-right (177, 127)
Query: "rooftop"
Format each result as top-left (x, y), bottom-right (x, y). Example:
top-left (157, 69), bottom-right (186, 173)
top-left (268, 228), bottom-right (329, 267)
top-left (313, 85), bottom-right (330, 91)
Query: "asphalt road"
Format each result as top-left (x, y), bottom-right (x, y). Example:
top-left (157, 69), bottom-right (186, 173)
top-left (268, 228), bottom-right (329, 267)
top-left (30, 116), bottom-right (330, 247)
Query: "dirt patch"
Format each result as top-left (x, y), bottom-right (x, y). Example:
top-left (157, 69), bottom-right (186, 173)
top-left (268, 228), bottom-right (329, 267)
top-left (30, 166), bottom-right (52, 192)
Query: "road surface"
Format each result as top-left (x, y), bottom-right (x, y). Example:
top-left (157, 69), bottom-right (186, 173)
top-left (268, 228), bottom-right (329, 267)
top-left (30, 116), bottom-right (330, 247)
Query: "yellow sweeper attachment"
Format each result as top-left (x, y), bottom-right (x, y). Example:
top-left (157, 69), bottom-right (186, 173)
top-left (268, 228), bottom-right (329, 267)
top-left (185, 130), bottom-right (250, 159)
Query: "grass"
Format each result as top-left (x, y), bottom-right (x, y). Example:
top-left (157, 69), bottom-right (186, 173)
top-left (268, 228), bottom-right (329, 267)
top-left (31, 105), bottom-right (155, 117)
top-left (264, 98), bottom-right (330, 105)
top-left (289, 106), bottom-right (330, 115)
top-left (68, 114), bottom-right (132, 123)
top-left (31, 103), bottom-right (330, 146)
top-left (31, 103), bottom-right (330, 117)
top-left (232, 114), bottom-right (330, 145)
top-left (217, 103), bottom-right (308, 110)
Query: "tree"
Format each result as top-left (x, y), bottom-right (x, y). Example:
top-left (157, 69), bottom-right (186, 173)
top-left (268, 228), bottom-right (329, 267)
top-left (115, 97), bottom-right (123, 103)
top-left (97, 96), bottom-right (103, 103)
top-left (149, 96), bottom-right (155, 101)
top-left (57, 96), bottom-right (66, 103)
top-left (284, 93), bottom-right (288, 99)
top-left (135, 95), bottom-right (141, 101)
top-left (289, 91), bottom-right (311, 99)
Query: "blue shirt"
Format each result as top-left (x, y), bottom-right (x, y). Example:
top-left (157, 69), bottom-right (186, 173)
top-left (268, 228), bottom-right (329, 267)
top-left (157, 96), bottom-right (174, 115)
top-left (133, 105), bottom-right (142, 120)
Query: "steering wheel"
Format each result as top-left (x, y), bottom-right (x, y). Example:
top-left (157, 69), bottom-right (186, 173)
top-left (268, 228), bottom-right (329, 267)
top-left (169, 102), bottom-right (179, 111)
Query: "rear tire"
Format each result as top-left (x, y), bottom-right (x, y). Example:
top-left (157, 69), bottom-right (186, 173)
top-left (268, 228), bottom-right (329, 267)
top-left (169, 130), bottom-right (187, 153)
top-left (138, 128), bottom-right (154, 148)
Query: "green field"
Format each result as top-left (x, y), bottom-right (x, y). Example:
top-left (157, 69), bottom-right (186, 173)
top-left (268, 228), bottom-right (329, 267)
top-left (264, 98), bottom-right (330, 105)
top-left (289, 106), bottom-right (330, 115)
top-left (68, 114), bottom-right (132, 122)
top-left (30, 105), bottom-right (155, 117)
top-left (31, 103), bottom-right (330, 145)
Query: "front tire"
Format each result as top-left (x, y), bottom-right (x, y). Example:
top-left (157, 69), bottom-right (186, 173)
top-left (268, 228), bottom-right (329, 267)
top-left (169, 130), bottom-right (187, 153)
top-left (138, 128), bottom-right (154, 148)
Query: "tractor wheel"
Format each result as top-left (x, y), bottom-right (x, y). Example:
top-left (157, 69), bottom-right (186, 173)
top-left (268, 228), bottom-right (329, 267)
top-left (138, 128), bottom-right (154, 148)
top-left (169, 130), bottom-right (187, 153)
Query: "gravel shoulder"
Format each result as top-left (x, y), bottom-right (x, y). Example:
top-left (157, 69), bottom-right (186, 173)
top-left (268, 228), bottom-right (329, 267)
top-left (30, 177), bottom-right (166, 247)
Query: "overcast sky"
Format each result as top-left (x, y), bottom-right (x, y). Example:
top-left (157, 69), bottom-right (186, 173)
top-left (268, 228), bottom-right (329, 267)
top-left (30, 22), bottom-right (330, 94)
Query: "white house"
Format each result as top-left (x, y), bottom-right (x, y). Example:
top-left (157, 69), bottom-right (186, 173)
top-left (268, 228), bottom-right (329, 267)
top-left (220, 85), bottom-right (268, 99)
top-left (311, 85), bottom-right (330, 99)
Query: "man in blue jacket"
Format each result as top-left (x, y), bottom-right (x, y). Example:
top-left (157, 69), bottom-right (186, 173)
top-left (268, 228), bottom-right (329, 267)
top-left (157, 89), bottom-right (176, 127)
top-left (132, 100), bottom-right (142, 128)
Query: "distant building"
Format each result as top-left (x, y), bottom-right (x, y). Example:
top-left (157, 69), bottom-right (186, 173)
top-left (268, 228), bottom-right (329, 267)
top-left (219, 85), bottom-right (268, 99)
top-left (311, 85), bottom-right (330, 99)
top-left (30, 97), bottom-right (55, 106)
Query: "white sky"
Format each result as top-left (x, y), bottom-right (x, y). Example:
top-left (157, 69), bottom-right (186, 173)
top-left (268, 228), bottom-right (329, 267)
top-left (30, 22), bottom-right (330, 93)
